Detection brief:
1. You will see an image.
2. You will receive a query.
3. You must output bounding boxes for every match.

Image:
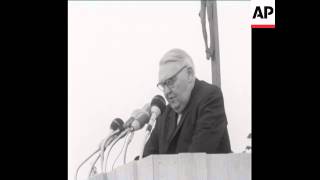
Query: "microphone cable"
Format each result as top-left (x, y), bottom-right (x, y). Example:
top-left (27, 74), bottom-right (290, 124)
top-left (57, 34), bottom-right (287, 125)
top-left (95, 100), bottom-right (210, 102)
top-left (103, 128), bottom-right (130, 172)
top-left (123, 131), bottom-right (135, 164)
top-left (87, 153), bottom-right (101, 178)
top-left (139, 130), bottom-right (151, 159)
top-left (74, 148), bottom-right (99, 180)
top-left (99, 130), bottom-right (120, 172)
top-left (87, 130), bottom-right (120, 178)
top-left (111, 132), bottom-right (130, 171)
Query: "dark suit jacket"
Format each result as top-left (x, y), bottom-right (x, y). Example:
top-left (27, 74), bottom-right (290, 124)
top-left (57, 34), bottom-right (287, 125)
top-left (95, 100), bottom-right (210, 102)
top-left (143, 79), bottom-right (231, 157)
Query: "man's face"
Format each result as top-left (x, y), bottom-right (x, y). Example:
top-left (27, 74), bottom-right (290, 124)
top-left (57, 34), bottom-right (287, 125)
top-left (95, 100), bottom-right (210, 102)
top-left (158, 66), bottom-right (192, 113)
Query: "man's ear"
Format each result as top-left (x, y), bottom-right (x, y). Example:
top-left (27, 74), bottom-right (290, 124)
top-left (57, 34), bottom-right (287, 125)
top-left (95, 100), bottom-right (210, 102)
top-left (186, 67), bottom-right (194, 82)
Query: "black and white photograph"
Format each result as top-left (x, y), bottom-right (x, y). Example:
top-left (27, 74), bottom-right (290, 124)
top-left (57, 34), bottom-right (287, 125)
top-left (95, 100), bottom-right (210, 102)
top-left (68, 1), bottom-right (253, 180)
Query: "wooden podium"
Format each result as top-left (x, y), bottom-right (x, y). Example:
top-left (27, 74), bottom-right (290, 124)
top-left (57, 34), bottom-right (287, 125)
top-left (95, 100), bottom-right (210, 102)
top-left (89, 153), bottom-right (251, 180)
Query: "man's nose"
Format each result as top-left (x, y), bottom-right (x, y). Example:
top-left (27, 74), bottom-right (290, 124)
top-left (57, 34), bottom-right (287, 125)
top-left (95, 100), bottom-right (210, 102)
top-left (163, 85), bottom-right (171, 96)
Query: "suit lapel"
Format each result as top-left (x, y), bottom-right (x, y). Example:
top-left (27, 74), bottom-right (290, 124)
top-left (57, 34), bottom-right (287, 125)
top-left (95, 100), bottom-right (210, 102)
top-left (164, 79), bottom-right (200, 152)
top-left (168, 111), bottom-right (189, 144)
top-left (166, 110), bottom-right (177, 143)
top-left (166, 79), bottom-right (199, 147)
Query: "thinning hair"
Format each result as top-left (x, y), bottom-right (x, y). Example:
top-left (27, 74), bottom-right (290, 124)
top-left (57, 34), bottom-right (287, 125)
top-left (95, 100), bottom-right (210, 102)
top-left (160, 48), bottom-right (195, 73)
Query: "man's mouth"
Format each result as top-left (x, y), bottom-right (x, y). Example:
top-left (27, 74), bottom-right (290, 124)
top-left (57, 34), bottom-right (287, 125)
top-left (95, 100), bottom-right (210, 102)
top-left (167, 96), bottom-right (175, 102)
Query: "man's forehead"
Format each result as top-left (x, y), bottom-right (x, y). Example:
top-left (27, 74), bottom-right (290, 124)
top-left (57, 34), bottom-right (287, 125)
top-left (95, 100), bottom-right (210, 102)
top-left (158, 62), bottom-right (183, 82)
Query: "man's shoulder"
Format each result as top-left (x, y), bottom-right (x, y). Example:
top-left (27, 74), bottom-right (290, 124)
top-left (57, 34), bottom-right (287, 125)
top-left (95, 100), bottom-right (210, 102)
top-left (196, 79), bottom-right (222, 97)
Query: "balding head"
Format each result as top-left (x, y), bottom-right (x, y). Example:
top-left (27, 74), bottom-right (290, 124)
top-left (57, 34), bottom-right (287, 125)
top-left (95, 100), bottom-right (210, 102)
top-left (159, 48), bottom-right (195, 83)
top-left (157, 48), bottom-right (196, 113)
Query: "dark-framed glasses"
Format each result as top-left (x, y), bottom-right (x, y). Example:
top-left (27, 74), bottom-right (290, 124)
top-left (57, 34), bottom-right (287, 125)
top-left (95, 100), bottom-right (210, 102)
top-left (157, 65), bottom-right (188, 91)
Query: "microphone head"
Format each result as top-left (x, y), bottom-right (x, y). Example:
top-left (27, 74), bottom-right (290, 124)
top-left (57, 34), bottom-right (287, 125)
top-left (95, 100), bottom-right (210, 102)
top-left (123, 109), bottom-right (141, 129)
top-left (132, 109), bottom-right (142, 116)
top-left (131, 110), bottom-right (150, 131)
top-left (142, 103), bottom-right (151, 115)
top-left (151, 95), bottom-right (166, 114)
top-left (110, 118), bottom-right (124, 131)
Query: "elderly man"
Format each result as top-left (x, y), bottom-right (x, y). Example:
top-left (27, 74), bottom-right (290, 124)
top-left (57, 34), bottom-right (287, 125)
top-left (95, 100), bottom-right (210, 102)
top-left (143, 48), bottom-right (231, 157)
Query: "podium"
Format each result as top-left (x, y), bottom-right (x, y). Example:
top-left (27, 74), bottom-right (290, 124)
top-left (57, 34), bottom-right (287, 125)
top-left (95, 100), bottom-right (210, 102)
top-left (89, 153), bottom-right (251, 180)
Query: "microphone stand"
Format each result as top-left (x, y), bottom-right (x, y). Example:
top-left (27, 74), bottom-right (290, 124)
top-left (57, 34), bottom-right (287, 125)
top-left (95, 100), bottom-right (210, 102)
top-left (123, 130), bottom-right (135, 164)
top-left (139, 124), bottom-right (153, 159)
top-left (74, 148), bottom-right (100, 180)
top-left (99, 130), bottom-right (120, 172)
top-left (86, 130), bottom-right (120, 179)
top-left (103, 128), bottom-right (131, 173)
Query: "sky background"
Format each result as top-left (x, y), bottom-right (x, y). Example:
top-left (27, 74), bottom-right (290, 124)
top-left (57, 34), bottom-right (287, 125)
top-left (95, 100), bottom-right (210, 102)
top-left (68, 1), bottom-right (251, 180)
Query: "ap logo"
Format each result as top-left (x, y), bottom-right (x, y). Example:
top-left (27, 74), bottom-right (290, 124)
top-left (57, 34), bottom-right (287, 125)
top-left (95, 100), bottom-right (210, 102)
top-left (251, 0), bottom-right (275, 28)
top-left (253, 6), bottom-right (274, 19)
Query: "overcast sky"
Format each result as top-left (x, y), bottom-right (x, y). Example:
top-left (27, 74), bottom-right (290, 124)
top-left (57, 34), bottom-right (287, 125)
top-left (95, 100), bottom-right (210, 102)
top-left (68, 1), bottom-right (251, 180)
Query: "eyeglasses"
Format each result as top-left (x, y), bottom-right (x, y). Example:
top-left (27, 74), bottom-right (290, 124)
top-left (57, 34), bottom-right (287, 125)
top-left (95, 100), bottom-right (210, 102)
top-left (157, 65), bottom-right (188, 91)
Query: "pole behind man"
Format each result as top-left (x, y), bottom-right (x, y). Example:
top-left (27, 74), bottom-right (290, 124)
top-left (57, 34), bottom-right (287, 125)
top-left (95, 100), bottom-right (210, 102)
top-left (143, 48), bottom-right (231, 157)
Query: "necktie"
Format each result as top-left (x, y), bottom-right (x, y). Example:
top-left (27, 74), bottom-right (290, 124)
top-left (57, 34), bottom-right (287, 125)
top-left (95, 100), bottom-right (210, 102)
top-left (176, 114), bottom-right (182, 126)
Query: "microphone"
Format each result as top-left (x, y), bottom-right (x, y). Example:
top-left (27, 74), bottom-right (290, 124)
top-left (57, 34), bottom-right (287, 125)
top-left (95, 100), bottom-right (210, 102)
top-left (99, 118), bottom-right (124, 172)
top-left (123, 103), bottom-right (151, 131)
top-left (100, 118), bottom-right (124, 149)
top-left (146, 95), bottom-right (166, 131)
top-left (123, 109), bottom-right (141, 129)
top-left (139, 95), bottom-right (166, 159)
top-left (122, 104), bottom-right (150, 165)
top-left (130, 108), bottom-right (150, 131)
top-left (142, 102), bottom-right (151, 115)
top-left (110, 118), bottom-right (124, 132)
top-left (102, 105), bottom-right (151, 171)
top-left (79, 118), bottom-right (125, 180)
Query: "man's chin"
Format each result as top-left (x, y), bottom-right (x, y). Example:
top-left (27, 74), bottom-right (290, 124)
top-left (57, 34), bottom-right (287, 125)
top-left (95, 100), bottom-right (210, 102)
top-left (169, 103), bottom-right (181, 113)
